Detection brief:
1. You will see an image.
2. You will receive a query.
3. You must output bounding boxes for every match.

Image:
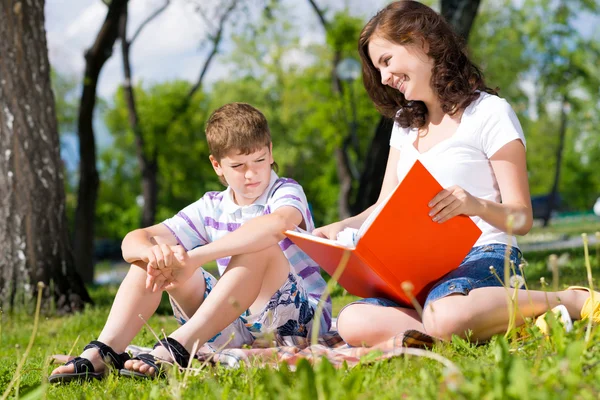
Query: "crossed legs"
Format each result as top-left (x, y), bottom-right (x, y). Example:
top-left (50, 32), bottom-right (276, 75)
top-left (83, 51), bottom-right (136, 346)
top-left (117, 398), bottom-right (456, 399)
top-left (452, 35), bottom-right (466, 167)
top-left (337, 288), bottom-right (591, 346)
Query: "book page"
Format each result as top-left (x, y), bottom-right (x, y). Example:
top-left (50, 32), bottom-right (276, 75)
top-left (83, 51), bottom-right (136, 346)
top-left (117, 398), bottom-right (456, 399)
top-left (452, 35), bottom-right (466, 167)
top-left (286, 228), bottom-right (355, 249)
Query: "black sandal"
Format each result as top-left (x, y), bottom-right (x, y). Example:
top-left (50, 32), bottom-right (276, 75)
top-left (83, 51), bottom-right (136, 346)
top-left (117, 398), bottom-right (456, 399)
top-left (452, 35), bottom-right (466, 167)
top-left (119, 337), bottom-right (191, 379)
top-left (48, 340), bottom-right (130, 383)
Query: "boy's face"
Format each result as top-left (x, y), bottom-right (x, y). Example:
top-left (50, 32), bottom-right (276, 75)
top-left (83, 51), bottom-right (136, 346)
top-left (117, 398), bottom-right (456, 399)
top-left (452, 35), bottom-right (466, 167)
top-left (210, 144), bottom-right (274, 206)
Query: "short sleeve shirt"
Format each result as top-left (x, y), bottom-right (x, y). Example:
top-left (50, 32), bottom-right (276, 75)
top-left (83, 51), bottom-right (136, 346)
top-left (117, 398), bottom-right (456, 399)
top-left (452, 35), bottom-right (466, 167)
top-left (390, 92), bottom-right (527, 247)
top-left (162, 170), bottom-right (332, 329)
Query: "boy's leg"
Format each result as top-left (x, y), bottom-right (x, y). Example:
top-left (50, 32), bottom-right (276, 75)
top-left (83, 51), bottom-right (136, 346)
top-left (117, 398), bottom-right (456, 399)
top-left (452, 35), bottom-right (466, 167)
top-left (50, 261), bottom-right (205, 376)
top-left (124, 244), bottom-right (289, 376)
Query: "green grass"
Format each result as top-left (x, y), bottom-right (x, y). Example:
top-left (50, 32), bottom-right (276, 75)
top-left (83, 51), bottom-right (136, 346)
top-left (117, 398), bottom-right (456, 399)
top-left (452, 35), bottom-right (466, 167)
top-left (2, 250), bottom-right (600, 399)
top-left (528, 216), bottom-right (600, 238)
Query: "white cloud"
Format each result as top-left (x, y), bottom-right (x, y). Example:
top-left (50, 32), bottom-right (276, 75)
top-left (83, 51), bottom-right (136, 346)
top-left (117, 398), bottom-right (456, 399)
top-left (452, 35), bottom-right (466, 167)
top-left (45, 0), bottom-right (390, 101)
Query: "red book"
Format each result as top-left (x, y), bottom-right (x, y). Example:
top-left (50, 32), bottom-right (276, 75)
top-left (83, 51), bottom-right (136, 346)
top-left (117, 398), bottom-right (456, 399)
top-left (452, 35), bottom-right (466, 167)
top-left (285, 160), bottom-right (482, 307)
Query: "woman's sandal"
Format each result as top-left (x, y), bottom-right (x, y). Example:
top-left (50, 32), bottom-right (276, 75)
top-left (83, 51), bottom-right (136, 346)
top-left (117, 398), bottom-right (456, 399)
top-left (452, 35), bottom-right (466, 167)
top-left (48, 340), bottom-right (130, 383)
top-left (119, 337), bottom-right (191, 379)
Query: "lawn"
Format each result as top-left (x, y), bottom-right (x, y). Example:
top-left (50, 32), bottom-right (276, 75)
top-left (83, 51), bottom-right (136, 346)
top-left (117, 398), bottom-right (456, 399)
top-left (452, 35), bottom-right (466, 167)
top-left (2, 243), bottom-right (600, 399)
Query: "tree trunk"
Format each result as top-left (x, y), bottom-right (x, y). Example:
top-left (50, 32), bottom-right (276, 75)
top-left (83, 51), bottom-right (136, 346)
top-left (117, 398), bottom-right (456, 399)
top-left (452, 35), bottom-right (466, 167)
top-left (0, 0), bottom-right (92, 313)
top-left (350, 0), bottom-right (481, 215)
top-left (119, 6), bottom-right (158, 228)
top-left (73, 0), bottom-right (128, 283)
top-left (543, 96), bottom-right (568, 227)
top-left (351, 117), bottom-right (394, 214)
top-left (306, 0), bottom-right (354, 219)
top-left (441, 0), bottom-right (481, 41)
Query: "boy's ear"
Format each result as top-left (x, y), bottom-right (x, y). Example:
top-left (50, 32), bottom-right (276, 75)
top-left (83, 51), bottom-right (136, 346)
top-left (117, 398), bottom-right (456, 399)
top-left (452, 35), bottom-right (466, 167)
top-left (209, 155), bottom-right (223, 176)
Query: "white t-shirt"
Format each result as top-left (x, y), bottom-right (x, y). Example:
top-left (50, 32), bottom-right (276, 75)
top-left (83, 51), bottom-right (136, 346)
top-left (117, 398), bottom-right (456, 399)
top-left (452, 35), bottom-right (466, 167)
top-left (390, 92), bottom-right (526, 248)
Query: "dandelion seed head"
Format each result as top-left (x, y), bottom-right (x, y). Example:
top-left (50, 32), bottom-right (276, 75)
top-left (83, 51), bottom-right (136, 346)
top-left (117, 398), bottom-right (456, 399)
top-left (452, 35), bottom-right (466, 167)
top-left (443, 368), bottom-right (463, 392)
top-left (509, 275), bottom-right (525, 289)
top-left (509, 211), bottom-right (527, 230)
top-left (401, 281), bottom-right (414, 293)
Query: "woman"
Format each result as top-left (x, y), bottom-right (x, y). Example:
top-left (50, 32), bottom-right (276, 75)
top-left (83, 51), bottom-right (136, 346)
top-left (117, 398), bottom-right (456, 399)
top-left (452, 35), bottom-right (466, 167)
top-left (315, 0), bottom-right (598, 346)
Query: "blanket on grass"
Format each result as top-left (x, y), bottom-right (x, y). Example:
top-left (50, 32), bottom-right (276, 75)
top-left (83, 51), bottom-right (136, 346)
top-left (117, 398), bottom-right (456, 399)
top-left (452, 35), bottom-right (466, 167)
top-left (53, 330), bottom-right (435, 370)
top-left (124, 329), bottom-right (435, 369)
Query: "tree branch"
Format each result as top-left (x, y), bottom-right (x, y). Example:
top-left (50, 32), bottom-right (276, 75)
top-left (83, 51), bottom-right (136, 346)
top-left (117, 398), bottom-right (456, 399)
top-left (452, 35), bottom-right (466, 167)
top-left (307, 0), bottom-right (329, 30)
top-left (187, 0), bottom-right (239, 99)
top-left (129, 0), bottom-right (170, 45)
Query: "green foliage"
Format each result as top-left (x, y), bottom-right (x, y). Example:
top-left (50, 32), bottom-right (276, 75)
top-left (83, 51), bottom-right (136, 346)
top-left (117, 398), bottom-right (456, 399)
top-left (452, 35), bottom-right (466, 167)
top-left (48, 0), bottom-right (598, 240)
top-left (100, 81), bottom-right (220, 238)
top-left (470, 0), bottom-right (600, 211)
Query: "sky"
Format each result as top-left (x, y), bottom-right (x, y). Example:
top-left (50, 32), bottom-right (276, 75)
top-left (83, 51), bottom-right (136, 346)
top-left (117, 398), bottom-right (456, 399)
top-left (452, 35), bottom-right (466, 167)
top-left (45, 0), bottom-right (598, 167)
top-left (45, 0), bottom-right (390, 99)
top-left (45, 0), bottom-right (391, 162)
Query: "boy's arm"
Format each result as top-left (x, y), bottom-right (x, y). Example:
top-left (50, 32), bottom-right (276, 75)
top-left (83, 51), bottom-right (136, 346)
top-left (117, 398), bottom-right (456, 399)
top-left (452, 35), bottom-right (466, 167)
top-left (185, 206), bottom-right (302, 268)
top-left (121, 223), bottom-right (180, 265)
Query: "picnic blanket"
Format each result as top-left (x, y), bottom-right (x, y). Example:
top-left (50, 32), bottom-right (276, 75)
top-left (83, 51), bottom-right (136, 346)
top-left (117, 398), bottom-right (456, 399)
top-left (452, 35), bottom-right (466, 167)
top-left (124, 329), bottom-right (436, 369)
top-left (53, 329), bottom-right (436, 370)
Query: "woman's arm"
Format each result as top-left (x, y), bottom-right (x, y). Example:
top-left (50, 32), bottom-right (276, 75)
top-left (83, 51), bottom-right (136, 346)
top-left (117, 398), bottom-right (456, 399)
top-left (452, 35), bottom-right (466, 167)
top-left (429, 139), bottom-right (533, 235)
top-left (480, 139), bottom-right (533, 235)
top-left (314, 146), bottom-right (401, 238)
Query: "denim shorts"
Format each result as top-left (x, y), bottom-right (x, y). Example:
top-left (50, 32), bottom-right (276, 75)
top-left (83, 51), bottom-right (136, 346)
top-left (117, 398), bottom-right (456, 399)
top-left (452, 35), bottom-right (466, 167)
top-left (341, 243), bottom-right (524, 313)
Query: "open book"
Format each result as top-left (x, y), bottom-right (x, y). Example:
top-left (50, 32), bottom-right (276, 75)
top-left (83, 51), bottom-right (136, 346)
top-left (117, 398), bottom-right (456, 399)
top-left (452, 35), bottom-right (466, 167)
top-left (285, 160), bottom-right (482, 307)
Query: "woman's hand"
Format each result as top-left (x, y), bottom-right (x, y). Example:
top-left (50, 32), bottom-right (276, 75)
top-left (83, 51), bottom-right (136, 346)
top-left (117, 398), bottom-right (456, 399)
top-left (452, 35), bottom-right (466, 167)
top-left (313, 221), bottom-right (348, 240)
top-left (428, 186), bottom-right (483, 223)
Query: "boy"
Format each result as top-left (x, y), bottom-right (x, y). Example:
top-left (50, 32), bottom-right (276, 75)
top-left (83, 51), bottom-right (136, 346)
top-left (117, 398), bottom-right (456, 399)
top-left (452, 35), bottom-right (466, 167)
top-left (49, 102), bottom-right (331, 381)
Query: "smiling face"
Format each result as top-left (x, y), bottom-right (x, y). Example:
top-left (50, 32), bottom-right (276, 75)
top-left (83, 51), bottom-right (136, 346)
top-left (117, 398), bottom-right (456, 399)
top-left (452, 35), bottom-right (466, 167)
top-left (368, 35), bottom-right (435, 104)
top-left (210, 145), bottom-right (274, 206)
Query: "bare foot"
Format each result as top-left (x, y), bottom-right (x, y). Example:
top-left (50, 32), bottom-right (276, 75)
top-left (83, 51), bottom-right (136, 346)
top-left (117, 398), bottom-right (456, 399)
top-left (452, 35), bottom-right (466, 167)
top-left (562, 288), bottom-right (600, 319)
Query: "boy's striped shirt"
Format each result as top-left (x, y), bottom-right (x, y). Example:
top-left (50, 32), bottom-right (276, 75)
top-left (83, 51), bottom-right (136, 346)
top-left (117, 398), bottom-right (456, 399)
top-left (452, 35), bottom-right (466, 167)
top-left (163, 171), bottom-right (332, 333)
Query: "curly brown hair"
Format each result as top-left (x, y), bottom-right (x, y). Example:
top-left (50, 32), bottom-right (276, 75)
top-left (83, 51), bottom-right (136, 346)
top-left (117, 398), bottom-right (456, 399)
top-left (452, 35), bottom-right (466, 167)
top-left (358, 0), bottom-right (497, 129)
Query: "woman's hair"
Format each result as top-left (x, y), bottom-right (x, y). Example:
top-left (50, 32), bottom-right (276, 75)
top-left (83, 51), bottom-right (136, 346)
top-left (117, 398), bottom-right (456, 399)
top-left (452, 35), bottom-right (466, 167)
top-left (358, 0), bottom-right (497, 129)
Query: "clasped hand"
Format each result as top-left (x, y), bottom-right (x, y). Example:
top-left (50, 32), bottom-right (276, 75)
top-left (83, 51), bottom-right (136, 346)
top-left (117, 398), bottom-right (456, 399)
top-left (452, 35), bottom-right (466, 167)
top-left (141, 244), bottom-right (193, 292)
top-left (428, 185), bottom-right (481, 223)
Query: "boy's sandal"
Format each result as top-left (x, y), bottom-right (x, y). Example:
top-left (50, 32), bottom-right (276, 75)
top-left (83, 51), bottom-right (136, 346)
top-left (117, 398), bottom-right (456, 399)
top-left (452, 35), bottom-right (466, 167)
top-left (48, 340), bottom-right (130, 384)
top-left (119, 337), bottom-right (191, 379)
top-left (567, 286), bottom-right (600, 322)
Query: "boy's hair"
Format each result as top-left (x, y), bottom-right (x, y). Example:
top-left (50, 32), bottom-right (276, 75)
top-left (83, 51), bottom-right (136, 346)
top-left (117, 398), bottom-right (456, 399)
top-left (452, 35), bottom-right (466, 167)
top-left (206, 102), bottom-right (277, 185)
top-left (206, 102), bottom-right (272, 160)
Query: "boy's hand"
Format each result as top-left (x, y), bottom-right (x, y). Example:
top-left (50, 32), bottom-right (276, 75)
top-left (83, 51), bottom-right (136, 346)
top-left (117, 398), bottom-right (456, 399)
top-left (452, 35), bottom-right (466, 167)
top-left (146, 245), bottom-right (195, 291)
top-left (140, 244), bottom-right (175, 271)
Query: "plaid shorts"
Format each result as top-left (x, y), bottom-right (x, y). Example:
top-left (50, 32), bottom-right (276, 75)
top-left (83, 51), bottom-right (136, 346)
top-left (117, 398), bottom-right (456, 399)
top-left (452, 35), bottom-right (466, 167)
top-left (169, 269), bottom-right (316, 351)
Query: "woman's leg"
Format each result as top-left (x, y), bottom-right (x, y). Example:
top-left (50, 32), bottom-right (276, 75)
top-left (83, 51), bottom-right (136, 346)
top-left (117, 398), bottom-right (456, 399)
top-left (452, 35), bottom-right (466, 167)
top-left (422, 287), bottom-right (590, 341)
top-left (337, 303), bottom-right (423, 347)
top-left (124, 244), bottom-right (290, 376)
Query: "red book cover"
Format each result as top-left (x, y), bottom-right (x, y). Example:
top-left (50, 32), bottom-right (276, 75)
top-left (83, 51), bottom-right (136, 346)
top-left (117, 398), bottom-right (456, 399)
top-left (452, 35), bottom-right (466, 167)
top-left (285, 160), bottom-right (482, 307)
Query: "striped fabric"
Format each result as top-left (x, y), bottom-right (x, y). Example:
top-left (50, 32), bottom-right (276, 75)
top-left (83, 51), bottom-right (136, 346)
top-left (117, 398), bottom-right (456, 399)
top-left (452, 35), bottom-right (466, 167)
top-left (163, 170), bottom-right (332, 333)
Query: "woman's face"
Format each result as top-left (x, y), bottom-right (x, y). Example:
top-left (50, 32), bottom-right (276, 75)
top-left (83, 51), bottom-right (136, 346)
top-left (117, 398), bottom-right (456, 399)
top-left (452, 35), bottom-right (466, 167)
top-left (368, 35), bottom-right (435, 103)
